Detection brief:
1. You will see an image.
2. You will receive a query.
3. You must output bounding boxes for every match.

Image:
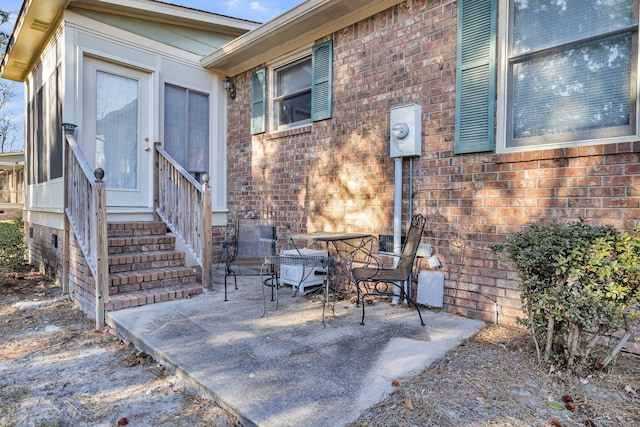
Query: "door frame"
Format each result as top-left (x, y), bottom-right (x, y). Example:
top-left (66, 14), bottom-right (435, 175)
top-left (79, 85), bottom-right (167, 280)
top-left (81, 55), bottom-right (154, 210)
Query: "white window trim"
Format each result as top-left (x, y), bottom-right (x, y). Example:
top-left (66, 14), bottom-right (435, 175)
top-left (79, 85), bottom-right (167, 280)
top-left (268, 46), bottom-right (313, 133)
top-left (496, 0), bottom-right (640, 154)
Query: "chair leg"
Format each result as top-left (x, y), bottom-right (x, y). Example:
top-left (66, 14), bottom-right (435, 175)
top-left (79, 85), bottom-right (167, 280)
top-left (224, 270), bottom-right (237, 302)
top-left (356, 281), bottom-right (366, 325)
top-left (405, 295), bottom-right (425, 326)
top-left (396, 281), bottom-right (425, 326)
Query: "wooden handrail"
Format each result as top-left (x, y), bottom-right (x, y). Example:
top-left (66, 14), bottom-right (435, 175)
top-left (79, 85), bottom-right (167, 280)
top-left (154, 142), bottom-right (212, 289)
top-left (62, 124), bottom-right (109, 329)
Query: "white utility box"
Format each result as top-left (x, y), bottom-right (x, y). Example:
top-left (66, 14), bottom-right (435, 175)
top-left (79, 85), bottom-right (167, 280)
top-left (416, 270), bottom-right (444, 307)
top-left (280, 247), bottom-right (328, 294)
top-left (390, 103), bottom-right (422, 157)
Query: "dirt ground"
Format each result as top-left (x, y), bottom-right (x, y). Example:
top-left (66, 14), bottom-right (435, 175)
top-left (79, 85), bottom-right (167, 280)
top-left (0, 267), bottom-right (240, 427)
top-left (1, 266), bottom-right (639, 427)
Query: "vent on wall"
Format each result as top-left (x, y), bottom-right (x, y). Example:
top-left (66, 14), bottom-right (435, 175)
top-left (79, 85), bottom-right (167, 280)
top-left (30, 19), bottom-right (50, 32)
top-left (11, 61), bottom-right (27, 70)
top-left (379, 234), bottom-right (406, 254)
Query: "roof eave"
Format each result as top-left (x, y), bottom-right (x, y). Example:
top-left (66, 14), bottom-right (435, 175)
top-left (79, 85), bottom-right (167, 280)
top-left (201, 0), bottom-right (405, 75)
top-left (1, 0), bottom-right (68, 82)
top-left (1, 0), bottom-right (260, 82)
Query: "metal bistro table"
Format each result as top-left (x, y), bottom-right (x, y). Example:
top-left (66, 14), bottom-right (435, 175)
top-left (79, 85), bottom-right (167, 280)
top-left (288, 232), bottom-right (374, 295)
top-left (260, 254), bottom-right (337, 325)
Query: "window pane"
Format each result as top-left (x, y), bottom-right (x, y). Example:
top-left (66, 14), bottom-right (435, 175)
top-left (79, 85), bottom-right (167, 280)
top-left (187, 91), bottom-right (209, 173)
top-left (513, 0), bottom-right (634, 55)
top-left (36, 88), bottom-right (46, 184)
top-left (278, 93), bottom-right (311, 126)
top-left (50, 67), bottom-right (63, 180)
top-left (164, 84), bottom-right (186, 165)
top-left (511, 33), bottom-right (632, 144)
top-left (164, 84), bottom-right (209, 178)
top-left (274, 57), bottom-right (312, 128)
top-left (96, 71), bottom-right (138, 190)
top-left (276, 58), bottom-right (311, 96)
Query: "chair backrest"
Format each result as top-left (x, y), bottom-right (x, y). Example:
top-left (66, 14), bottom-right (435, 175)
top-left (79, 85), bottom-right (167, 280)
top-left (396, 214), bottom-right (427, 278)
top-left (234, 210), bottom-right (276, 261)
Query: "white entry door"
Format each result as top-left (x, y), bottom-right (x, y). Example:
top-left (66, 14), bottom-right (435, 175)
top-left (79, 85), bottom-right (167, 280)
top-left (82, 57), bottom-right (152, 208)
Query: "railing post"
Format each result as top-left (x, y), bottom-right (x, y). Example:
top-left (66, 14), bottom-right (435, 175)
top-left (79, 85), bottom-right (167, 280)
top-left (201, 174), bottom-right (212, 290)
top-left (93, 167), bottom-right (109, 329)
top-left (61, 123), bottom-right (77, 295)
top-left (153, 141), bottom-right (161, 222)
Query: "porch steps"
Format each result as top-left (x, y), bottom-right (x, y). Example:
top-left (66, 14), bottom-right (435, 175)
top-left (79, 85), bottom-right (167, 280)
top-left (103, 221), bottom-right (202, 312)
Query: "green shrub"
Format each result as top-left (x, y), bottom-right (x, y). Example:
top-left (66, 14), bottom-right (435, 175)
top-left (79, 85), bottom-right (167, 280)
top-left (490, 221), bottom-right (640, 371)
top-left (0, 217), bottom-right (25, 282)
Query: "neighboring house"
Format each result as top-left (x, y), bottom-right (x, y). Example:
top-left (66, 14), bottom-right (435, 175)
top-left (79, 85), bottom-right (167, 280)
top-left (2, 0), bottom-right (639, 352)
top-left (0, 152), bottom-right (24, 220)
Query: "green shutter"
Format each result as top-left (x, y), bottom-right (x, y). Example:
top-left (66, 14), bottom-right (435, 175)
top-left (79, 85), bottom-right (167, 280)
top-left (311, 40), bottom-right (333, 121)
top-left (251, 68), bottom-right (266, 134)
top-left (454, 0), bottom-right (497, 154)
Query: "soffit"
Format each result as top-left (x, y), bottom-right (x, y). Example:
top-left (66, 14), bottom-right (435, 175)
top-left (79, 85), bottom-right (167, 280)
top-left (201, 0), bottom-right (406, 75)
top-left (1, 0), bottom-right (67, 81)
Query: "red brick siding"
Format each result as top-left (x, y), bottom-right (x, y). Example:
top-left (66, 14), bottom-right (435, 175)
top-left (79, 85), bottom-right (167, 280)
top-left (68, 228), bottom-right (98, 320)
top-left (224, 0), bottom-right (640, 351)
top-left (24, 221), bottom-right (64, 283)
top-left (24, 221), bottom-right (99, 320)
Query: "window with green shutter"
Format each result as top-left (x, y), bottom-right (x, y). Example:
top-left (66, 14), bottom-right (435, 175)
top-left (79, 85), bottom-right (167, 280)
top-left (250, 41), bottom-right (333, 134)
top-left (454, 0), bottom-right (497, 154)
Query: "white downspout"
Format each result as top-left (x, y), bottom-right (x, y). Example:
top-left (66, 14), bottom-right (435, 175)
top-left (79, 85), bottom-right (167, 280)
top-left (392, 156), bottom-right (402, 305)
top-left (389, 103), bottom-right (421, 305)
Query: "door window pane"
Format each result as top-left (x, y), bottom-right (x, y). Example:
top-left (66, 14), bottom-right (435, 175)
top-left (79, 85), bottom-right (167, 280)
top-left (96, 71), bottom-right (138, 190)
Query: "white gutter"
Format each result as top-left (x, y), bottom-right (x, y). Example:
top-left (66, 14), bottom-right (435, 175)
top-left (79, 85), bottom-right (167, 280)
top-left (201, 0), bottom-right (405, 75)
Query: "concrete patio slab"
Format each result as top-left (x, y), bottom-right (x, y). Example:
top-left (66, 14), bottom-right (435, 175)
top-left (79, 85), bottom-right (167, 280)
top-left (106, 273), bottom-right (485, 427)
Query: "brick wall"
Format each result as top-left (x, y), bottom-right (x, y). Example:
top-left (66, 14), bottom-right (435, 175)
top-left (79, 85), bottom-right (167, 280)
top-left (24, 220), bottom-right (98, 320)
top-left (224, 0), bottom-right (640, 349)
top-left (68, 230), bottom-right (97, 320)
top-left (24, 221), bottom-right (64, 283)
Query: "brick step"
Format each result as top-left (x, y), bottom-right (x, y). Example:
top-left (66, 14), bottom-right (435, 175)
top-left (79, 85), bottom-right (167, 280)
top-left (104, 282), bottom-right (203, 312)
top-left (107, 222), bottom-right (169, 239)
top-left (109, 265), bottom-right (197, 295)
top-left (109, 250), bottom-right (186, 274)
top-left (108, 234), bottom-right (176, 255)
top-left (104, 221), bottom-right (203, 312)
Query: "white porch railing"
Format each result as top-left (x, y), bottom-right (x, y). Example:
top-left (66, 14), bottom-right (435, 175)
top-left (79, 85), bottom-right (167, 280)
top-left (62, 123), bottom-right (109, 329)
top-left (154, 142), bottom-right (212, 289)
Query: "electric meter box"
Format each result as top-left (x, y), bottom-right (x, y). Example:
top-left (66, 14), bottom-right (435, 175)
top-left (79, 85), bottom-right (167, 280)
top-left (390, 103), bottom-right (422, 157)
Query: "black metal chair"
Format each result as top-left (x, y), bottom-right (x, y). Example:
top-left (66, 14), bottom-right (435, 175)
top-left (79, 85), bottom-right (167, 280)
top-left (223, 210), bottom-right (276, 301)
top-left (351, 214), bottom-right (427, 325)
